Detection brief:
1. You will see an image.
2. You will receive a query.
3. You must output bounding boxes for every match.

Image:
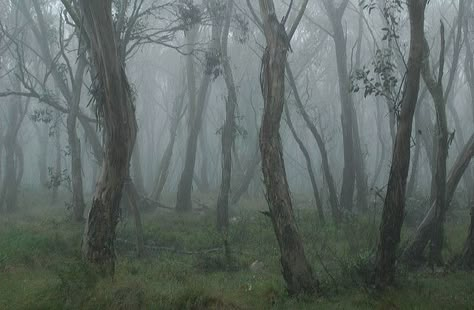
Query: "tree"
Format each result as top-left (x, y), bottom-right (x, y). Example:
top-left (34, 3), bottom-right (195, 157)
top-left (216, 0), bottom-right (238, 231)
top-left (323, 0), bottom-right (368, 212)
top-left (175, 0), bottom-right (222, 212)
top-left (374, 0), bottom-right (426, 288)
top-left (257, 0), bottom-right (318, 295)
top-left (78, 0), bottom-right (137, 274)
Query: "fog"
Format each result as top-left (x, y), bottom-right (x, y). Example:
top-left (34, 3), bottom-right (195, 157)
top-left (0, 0), bottom-right (473, 308)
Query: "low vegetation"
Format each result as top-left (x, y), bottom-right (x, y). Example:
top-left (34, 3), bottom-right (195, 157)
top-left (1, 190), bottom-right (473, 309)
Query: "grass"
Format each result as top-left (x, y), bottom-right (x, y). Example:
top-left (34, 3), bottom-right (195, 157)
top-left (0, 189), bottom-right (473, 309)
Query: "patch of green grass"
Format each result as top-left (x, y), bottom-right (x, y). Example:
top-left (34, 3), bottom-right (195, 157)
top-left (1, 193), bottom-right (474, 309)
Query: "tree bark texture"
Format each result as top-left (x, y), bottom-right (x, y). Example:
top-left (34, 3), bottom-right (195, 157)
top-left (79, 0), bottom-right (137, 275)
top-left (258, 0), bottom-right (318, 295)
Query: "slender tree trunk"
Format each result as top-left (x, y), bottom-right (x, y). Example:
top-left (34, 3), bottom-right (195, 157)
top-left (67, 55), bottom-right (88, 222)
top-left (374, 0), bottom-right (426, 288)
top-left (37, 124), bottom-right (49, 187)
top-left (284, 105), bottom-right (325, 225)
top-left (1, 75), bottom-right (21, 212)
top-left (217, 0), bottom-right (237, 232)
top-left (52, 115), bottom-right (61, 204)
top-left (230, 146), bottom-right (260, 205)
top-left (79, 0), bottom-right (137, 275)
top-left (287, 63), bottom-right (341, 225)
top-left (151, 84), bottom-right (186, 201)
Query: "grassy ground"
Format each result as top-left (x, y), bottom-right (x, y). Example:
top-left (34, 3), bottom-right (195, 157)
top-left (0, 190), bottom-right (473, 309)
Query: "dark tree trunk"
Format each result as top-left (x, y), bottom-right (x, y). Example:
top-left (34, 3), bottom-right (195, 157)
top-left (258, 0), bottom-right (318, 295)
top-left (217, 0), bottom-right (237, 232)
top-left (79, 0), bottom-right (137, 275)
top-left (52, 115), bottom-right (61, 204)
top-left (374, 0), bottom-right (426, 288)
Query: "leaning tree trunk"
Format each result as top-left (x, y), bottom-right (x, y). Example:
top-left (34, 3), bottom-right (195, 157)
top-left (230, 146), bottom-right (261, 205)
top-left (374, 0), bottom-right (426, 288)
top-left (287, 63), bottom-right (341, 225)
top-left (216, 0), bottom-right (237, 232)
top-left (150, 83), bottom-right (186, 202)
top-left (258, 0), bottom-right (318, 295)
top-left (79, 0), bottom-right (137, 275)
top-left (404, 133), bottom-right (474, 263)
top-left (284, 104), bottom-right (325, 225)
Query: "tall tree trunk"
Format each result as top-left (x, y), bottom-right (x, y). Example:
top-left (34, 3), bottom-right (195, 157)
top-left (176, 4), bottom-right (222, 212)
top-left (217, 0), bottom-right (237, 232)
top-left (374, 0), bottom-right (426, 288)
top-left (1, 75), bottom-right (22, 212)
top-left (284, 105), bottom-right (325, 225)
top-left (79, 0), bottom-right (137, 275)
top-left (67, 54), bottom-right (88, 222)
top-left (323, 0), bottom-right (356, 211)
top-left (258, 0), bottom-right (318, 295)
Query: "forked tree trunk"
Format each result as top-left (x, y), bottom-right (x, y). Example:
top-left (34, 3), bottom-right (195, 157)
top-left (176, 4), bottom-right (222, 212)
top-left (374, 0), bottom-right (426, 288)
top-left (323, 0), bottom-right (356, 212)
top-left (419, 27), bottom-right (448, 265)
top-left (217, 0), bottom-right (237, 232)
top-left (79, 0), bottom-right (137, 275)
top-left (284, 104), bottom-right (325, 225)
top-left (258, 0), bottom-right (318, 295)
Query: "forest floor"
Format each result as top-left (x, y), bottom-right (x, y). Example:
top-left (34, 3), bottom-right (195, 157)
top-left (1, 189), bottom-right (474, 309)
